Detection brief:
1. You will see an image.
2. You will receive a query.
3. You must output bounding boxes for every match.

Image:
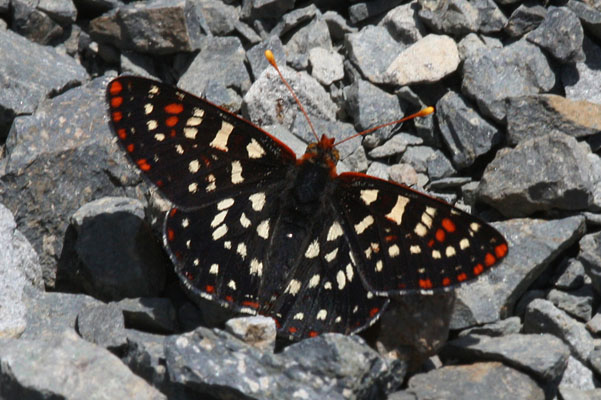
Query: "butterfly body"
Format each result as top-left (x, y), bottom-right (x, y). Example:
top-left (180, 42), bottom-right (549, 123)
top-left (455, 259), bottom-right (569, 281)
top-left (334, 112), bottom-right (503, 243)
top-left (107, 76), bottom-right (508, 340)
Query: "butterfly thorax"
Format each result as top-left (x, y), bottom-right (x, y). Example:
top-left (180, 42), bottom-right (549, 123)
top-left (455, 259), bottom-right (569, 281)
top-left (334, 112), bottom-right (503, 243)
top-left (299, 134), bottom-right (339, 177)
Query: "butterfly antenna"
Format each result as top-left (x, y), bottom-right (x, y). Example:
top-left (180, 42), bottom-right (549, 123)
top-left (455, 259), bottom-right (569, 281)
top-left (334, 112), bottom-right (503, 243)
top-left (335, 106), bottom-right (435, 146)
top-left (265, 50), bottom-right (320, 142)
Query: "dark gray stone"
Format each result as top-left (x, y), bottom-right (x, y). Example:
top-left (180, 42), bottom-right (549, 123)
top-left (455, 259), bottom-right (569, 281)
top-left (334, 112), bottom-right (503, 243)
top-left (378, 1), bottom-right (426, 44)
top-left (323, 10), bottom-right (357, 42)
top-left (417, 0), bottom-right (480, 37)
top-left (234, 20), bottom-right (262, 44)
top-left (526, 7), bottom-right (584, 63)
top-left (547, 286), bottom-right (595, 322)
top-left (343, 79), bottom-right (405, 148)
top-left (505, 3), bottom-right (547, 37)
top-left (89, 0), bottom-right (202, 54)
top-left (506, 95), bottom-right (601, 145)
top-left (472, 0), bottom-right (507, 33)
top-left (1, 76), bottom-right (138, 287)
top-left (194, 0), bottom-right (239, 35)
top-left (345, 25), bottom-right (403, 84)
top-left (61, 196), bottom-right (167, 302)
top-left (241, 0), bottom-right (294, 20)
top-left (38, 0), bottom-right (77, 23)
top-left (562, 37), bottom-right (601, 105)
top-left (0, 330), bottom-right (165, 399)
top-left (559, 356), bottom-right (596, 391)
top-left (242, 65), bottom-right (336, 130)
top-left (436, 91), bottom-right (501, 169)
top-left (568, 0), bottom-right (601, 42)
top-left (458, 316), bottom-right (521, 337)
top-left (285, 16), bottom-right (332, 69)
top-left (225, 315), bottom-right (276, 351)
top-left (462, 39), bottom-right (555, 122)
top-left (269, 4), bottom-right (318, 37)
top-left (368, 133), bottom-right (423, 159)
top-left (400, 146), bottom-right (456, 180)
top-left (178, 36), bottom-right (250, 99)
top-left (11, 0), bottom-right (64, 44)
top-left (366, 161), bottom-right (390, 181)
top-left (478, 133), bottom-right (598, 217)
top-left (428, 177), bottom-right (471, 191)
top-left (343, 146), bottom-right (369, 173)
top-left (450, 216), bottom-right (585, 329)
top-left (348, 0), bottom-right (405, 24)
top-left (247, 36), bottom-right (286, 80)
top-left (588, 347), bottom-right (601, 377)
top-left (524, 298), bottom-right (594, 363)
top-left (77, 303), bottom-right (127, 350)
top-left (457, 33), bottom-right (502, 61)
top-left (554, 258), bottom-right (586, 290)
top-left (165, 328), bottom-right (403, 399)
top-left (442, 333), bottom-right (569, 382)
top-left (407, 362), bottom-right (545, 400)
top-left (114, 297), bottom-right (178, 334)
top-left (579, 231), bottom-right (601, 295)
top-left (120, 51), bottom-right (158, 79)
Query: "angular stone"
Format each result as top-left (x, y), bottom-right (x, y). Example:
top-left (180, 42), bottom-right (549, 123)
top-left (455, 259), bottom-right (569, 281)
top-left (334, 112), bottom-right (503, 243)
top-left (246, 35), bottom-right (286, 80)
top-left (418, 0), bottom-right (480, 36)
top-left (562, 37), bottom-right (601, 105)
top-left (506, 95), bottom-right (601, 145)
top-left (378, 1), bottom-right (426, 44)
top-left (436, 91), bottom-right (501, 168)
top-left (225, 315), bottom-right (276, 351)
top-left (368, 133), bottom-right (423, 158)
top-left (400, 146), bottom-right (456, 180)
top-left (114, 297), bottom-right (179, 334)
top-left (408, 362), bottom-right (544, 400)
top-left (462, 40), bottom-right (554, 122)
top-left (0, 330), bottom-right (165, 399)
top-left (473, 0), bottom-right (507, 33)
top-left (554, 258), bottom-right (586, 290)
top-left (478, 133), bottom-right (598, 217)
top-left (451, 216), bottom-right (585, 329)
top-left (526, 7), bottom-right (584, 63)
top-left (241, 0), bottom-right (294, 19)
top-left (547, 286), bottom-right (594, 322)
top-left (458, 316), bottom-right (521, 337)
top-left (348, 0), bottom-right (405, 24)
top-left (559, 356), bottom-right (596, 391)
top-left (457, 33), bottom-right (503, 61)
top-left (194, 0), bottom-right (239, 35)
top-left (285, 16), bottom-right (332, 69)
top-left (505, 3), bottom-right (547, 37)
top-left (77, 303), bottom-right (127, 350)
top-left (308, 47), bottom-right (344, 86)
top-left (524, 298), bottom-right (594, 363)
top-left (386, 34), bottom-right (460, 86)
top-left (269, 4), bottom-right (318, 37)
top-left (388, 163), bottom-right (419, 187)
top-left (567, 0), bottom-right (601, 42)
top-left (11, 0), bottom-right (64, 44)
top-left (579, 231), bottom-right (601, 295)
top-left (442, 333), bottom-right (569, 381)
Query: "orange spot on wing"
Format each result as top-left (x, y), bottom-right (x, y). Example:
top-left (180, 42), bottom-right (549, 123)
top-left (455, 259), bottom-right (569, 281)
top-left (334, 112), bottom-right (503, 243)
top-left (419, 279), bottom-right (433, 289)
top-left (484, 253), bottom-right (496, 267)
top-left (205, 285), bottom-right (215, 293)
top-left (442, 218), bottom-right (456, 233)
top-left (495, 243), bottom-right (508, 259)
top-left (442, 277), bottom-right (451, 286)
top-left (225, 295), bottom-right (233, 302)
top-left (166, 116), bottom-right (179, 127)
top-left (435, 228), bottom-right (445, 242)
top-left (110, 96), bottom-right (123, 108)
top-left (167, 228), bottom-right (175, 241)
top-left (169, 208), bottom-right (177, 217)
top-left (170, 129), bottom-right (177, 137)
top-left (242, 301), bottom-right (259, 309)
top-left (136, 158), bottom-right (151, 171)
top-left (117, 128), bottom-right (127, 140)
top-left (428, 239), bottom-right (435, 247)
top-left (457, 272), bottom-right (467, 282)
top-left (309, 331), bottom-right (319, 337)
top-left (385, 235), bottom-right (398, 242)
top-left (164, 103), bottom-right (184, 114)
top-left (126, 143), bottom-right (134, 152)
top-left (369, 307), bottom-right (380, 317)
top-left (109, 80), bottom-right (123, 95)
top-left (156, 179), bottom-right (164, 187)
top-left (288, 326), bottom-right (297, 334)
top-left (112, 111), bottom-right (123, 122)
top-left (473, 263), bottom-right (484, 275)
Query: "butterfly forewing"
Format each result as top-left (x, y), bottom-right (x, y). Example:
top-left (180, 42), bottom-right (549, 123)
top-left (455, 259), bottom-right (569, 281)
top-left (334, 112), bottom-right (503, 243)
top-left (107, 76), bottom-right (296, 208)
top-left (334, 173), bottom-right (508, 294)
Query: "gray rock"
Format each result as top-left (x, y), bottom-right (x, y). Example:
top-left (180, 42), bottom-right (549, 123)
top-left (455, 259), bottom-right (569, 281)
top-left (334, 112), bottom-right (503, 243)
top-left (559, 387), bottom-right (601, 400)
top-left (37, 0), bottom-right (77, 23)
top-left (407, 362), bottom-right (544, 400)
top-left (241, 0), bottom-right (294, 19)
top-left (323, 10), bottom-right (357, 42)
top-left (77, 303), bottom-right (127, 350)
top-left (194, 0), bottom-right (239, 35)
top-left (524, 298), bottom-right (594, 363)
top-left (60, 197), bottom-right (167, 301)
top-left (436, 91), bottom-right (501, 169)
top-left (589, 347), bottom-right (601, 376)
top-left (0, 330), bottom-right (165, 399)
top-left (263, 124), bottom-right (307, 157)
top-left (309, 47), bottom-right (344, 86)
top-left (428, 177), bottom-right (471, 191)
top-left (366, 161), bottom-right (390, 181)
top-left (587, 312), bottom-right (601, 335)
top-left (120, 51), bottom-right (158, 79)
top-left (562, 37), bottom-right (601, 105)
top-left (20, 286), bottom-right (104, 340)
top-left (234, 20), bottom-right (262, 44)
top-left (505, 3), bottom-right (547, 37)
top-left (348, 0), bottom-right (405, 24)
top-left (89, 0), bottom-right (202, 54)
top-left (269, 4), bottom-right (318, 37)
top-left (547, 286), bottom-right (594, 322)
top-left (478, 133), bottom-right (598, 217)
top-left (388, 163), bottom-right (419, 187)
top-left (11, 0), bottom-right (65, 44)
top-left (368, 133), bottom-right (423, 158)
top-left (225, 315), bottom-right (276, 351)
top-left (386, 34), bottom-right (460, 86)
top-left (442, 333), bottom-right (569, 382)
top-left (378, 1), bottom-right (426, 44)
top-left (579, 231), bottom-right (601, 295)
top-left (345, 25), bottom-right (403, 84)
top-left (450, 216), bottom-right (585, 329)
top-left (457, 33), bottom-right (503, 61)
top-left (526, 7), bottom-right (584, 63)
top-left (165, 327), bottom-right (403, 399)
top-left (458, 316), bottom-right (522, 337)
top-left (462, 39), bottom-right (555, 122)
top-left (506, 95), bottom-right (601, 145)
top-left (285, 16), bottom-right (332, 69)
top-left (242, 65), bottom-right (336, 130)
top-left (0, 0), bottom-right (8, 13)
top-left (247, 36), bottom-right (286, 80)
top-left (554, 258), bottom-right (586, 290)
top-left (343, 146), bottom-right (369, 173)
top-left (472, 0), bottom-right (507, 33)
top-left (400, 146), bottom-right (456, 180)
top-left (114, 297), bottom-right (178, 334)
top-left (178, 36), bottom-right (250, 100)
top-left (418, 0), bottom-right (480, 37)
top-left (568, 0), bottom-right (601, 42)
top-left (344, 79), bottom-right (405, 148)
top-left (559, 356), bottom-right (596, 391)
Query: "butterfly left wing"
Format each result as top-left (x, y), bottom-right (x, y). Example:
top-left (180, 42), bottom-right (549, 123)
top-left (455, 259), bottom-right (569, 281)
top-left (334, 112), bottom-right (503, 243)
top-left (332, 173), bottom-right (508, 295)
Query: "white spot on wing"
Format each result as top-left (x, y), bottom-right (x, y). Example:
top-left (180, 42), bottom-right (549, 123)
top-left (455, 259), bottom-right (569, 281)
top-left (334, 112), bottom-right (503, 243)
top-left (231, 160), bottom-right (244, 184)
top-left (212, 224), bottom-right (227, 240)
top-left (316, 309), bottom-right (327, 320)
top-left (217, 198), bottom-right (234, 210)
top-left (385, 195), bottom-right (410, 225)
top-left (246, 138), bottom-right (266, 159)
top-left (189, 160), bottom-right (200, 173)
top-left (154, 133), bottom-right (165, 141)
top-left (346, 264), bottom-right (354, 281)
top-left (293, 312), bottom-right (304, 320)
top-left (360, 189), bottom-right (378, 205)
top-left (410, 245), bottom-right (421, 254)
top-left (256, 219), bottom-right (270, 239)
top-left (250, 258), bottom-right (263, 276)
top-left (336, 270), bottom-right (346, 289)
top-left (308, 274), bottom-right (320, 288)
top-left (181, 218), bottom-right (189, 228)
top-left (228, 280), bottom-right (236, 290)
top-left (209, 264), bottom-right (219, 274)
top-left (305, 240), bottom-right (320, 259)
top-left (240, 213), bottom-right (251, 228)
top-left (237, 242), bottom-right (247, 259)
top-left (375, 260), bottom-right (383, 272)
top-left (432, 250), bottom-right (441, 259)
top-left (460, 238), bottom-right (470, 249)
top-left (249, 192), bottom-right (266, 211)
top-left (324, 248), bottom-right (338, 262)
top-left (285, 279), bottom-right (302, 295)
top-left (188, 182), bottom-right (198, 193)
top-left (147, 120), bottom-right (158, 130)
top-left (327, 221), bottom-right (344, 241)
top-left (184, 127), bottom-right (198, 139)
top-left (388, 244), bottom-right (400, 258)
top-left (354, 215), bottom-right (374, 235)
top-left (209, 120), bottom-right (234, 151)
top-left (470, 222), bottom-right (480, 232)
top-left (414, 222), bottom-right (428, 237)
top-left (144, 104), bottom-right (153, 114)
top-left (446, 246), bottom-right (456, 257)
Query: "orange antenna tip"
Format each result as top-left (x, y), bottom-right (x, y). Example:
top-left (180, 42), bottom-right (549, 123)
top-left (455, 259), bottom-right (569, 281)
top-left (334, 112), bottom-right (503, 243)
top-left (265, 50), bottom-right (277, 67)
top-left (419, 106), bottom-right (435, 117)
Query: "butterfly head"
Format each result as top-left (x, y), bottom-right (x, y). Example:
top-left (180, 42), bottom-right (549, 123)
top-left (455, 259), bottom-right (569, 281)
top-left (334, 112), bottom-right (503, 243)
top-left (300, 134), bottom-right (339, 171)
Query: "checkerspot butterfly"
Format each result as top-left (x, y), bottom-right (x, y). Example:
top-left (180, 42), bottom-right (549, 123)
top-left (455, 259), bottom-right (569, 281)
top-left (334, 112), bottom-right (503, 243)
top-left (107, 60), bottom-right (508, 340)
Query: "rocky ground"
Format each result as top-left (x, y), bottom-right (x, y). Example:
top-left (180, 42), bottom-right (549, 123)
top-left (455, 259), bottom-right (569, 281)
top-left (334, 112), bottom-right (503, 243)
top-left (1, 0), bottom-right (601, 399)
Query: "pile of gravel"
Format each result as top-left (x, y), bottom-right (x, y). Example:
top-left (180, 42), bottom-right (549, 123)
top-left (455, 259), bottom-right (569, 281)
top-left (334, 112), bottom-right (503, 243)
top-left (1, 0), bottom-right (601, 399)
